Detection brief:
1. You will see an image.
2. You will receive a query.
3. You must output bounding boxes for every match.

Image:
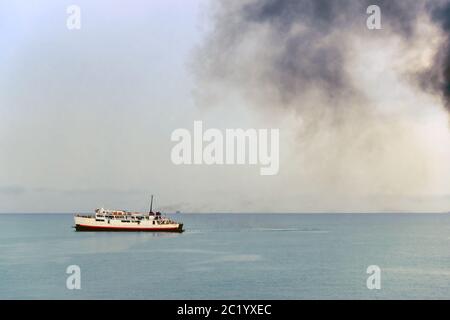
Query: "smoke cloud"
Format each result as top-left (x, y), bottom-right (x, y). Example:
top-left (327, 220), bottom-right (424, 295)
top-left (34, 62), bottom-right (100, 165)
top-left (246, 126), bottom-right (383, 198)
top-left (429, 1), bottom-right (450, 109)
top-left (193, 0), bottom-right (450, 209)
top-left (195, 0), bottom-right (450, 112)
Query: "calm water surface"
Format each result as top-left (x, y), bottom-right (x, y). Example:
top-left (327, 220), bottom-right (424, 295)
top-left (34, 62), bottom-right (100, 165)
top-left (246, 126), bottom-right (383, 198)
top-left (1, 213), bottom-right (450, 299)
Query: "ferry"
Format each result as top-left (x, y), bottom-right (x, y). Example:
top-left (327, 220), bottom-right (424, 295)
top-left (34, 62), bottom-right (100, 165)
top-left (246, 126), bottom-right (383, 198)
top-left (73, 196), bottom-right (183, 232)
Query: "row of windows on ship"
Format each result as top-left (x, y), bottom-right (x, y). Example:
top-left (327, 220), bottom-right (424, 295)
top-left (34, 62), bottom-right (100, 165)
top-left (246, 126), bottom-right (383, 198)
top-left (96, 215), bottom-right (163, 220)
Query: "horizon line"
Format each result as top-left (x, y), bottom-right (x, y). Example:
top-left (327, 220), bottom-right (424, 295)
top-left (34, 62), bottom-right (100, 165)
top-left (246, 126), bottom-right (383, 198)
top-left (0, 211), bottom-right (449, 215)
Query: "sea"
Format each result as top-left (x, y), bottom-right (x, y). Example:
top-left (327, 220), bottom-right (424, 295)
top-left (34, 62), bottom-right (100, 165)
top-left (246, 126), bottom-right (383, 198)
top-left (1, 213), bottom-right (450, 299)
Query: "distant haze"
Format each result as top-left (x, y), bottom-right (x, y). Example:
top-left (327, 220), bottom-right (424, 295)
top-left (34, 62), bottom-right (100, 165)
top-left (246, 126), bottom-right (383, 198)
top-left (1, 0), bottom-right (449, 213)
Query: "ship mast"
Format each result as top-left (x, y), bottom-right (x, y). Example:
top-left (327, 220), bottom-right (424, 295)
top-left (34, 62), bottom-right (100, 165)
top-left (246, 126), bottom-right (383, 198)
top-left (149, 195), bottom-right (154, 214)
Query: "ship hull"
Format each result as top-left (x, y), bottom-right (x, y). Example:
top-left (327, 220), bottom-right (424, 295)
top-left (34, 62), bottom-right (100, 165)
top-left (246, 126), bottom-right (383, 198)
top-left (75, 224), bottom-right (184, 232)
top-left (74, 216), bottom-right (183, 232)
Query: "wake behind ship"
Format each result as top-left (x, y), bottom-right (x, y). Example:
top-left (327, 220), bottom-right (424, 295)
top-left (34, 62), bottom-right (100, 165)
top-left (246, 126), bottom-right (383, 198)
top-left (73, 196), bottom-right (183, 232)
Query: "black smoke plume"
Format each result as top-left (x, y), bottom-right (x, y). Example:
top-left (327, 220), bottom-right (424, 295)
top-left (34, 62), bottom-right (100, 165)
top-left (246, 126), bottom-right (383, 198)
top-left (430, 1), bottom-right (450, 110)
top-left (195, 0), bottom-right (450, 113)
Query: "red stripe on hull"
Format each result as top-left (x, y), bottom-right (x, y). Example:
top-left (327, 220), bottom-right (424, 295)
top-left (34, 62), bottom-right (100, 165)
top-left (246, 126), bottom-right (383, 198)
top-left (75, 224), bottom-right (184, 233)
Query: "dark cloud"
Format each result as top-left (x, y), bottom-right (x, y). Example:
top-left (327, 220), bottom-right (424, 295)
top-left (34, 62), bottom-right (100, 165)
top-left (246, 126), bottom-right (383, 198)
top-left (195, 0), bottom-right (450, 113)
top-left (430, 1), bottom-right (450, 109)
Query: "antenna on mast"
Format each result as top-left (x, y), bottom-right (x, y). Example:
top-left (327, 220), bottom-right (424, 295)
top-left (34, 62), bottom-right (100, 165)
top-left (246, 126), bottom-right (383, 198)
top-left (149, 195), bottom-right (154, 214)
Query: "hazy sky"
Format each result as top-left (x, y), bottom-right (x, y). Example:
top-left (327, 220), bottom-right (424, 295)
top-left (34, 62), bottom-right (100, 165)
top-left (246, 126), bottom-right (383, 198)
top-left (1, 0), bottom-right (449, 213)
